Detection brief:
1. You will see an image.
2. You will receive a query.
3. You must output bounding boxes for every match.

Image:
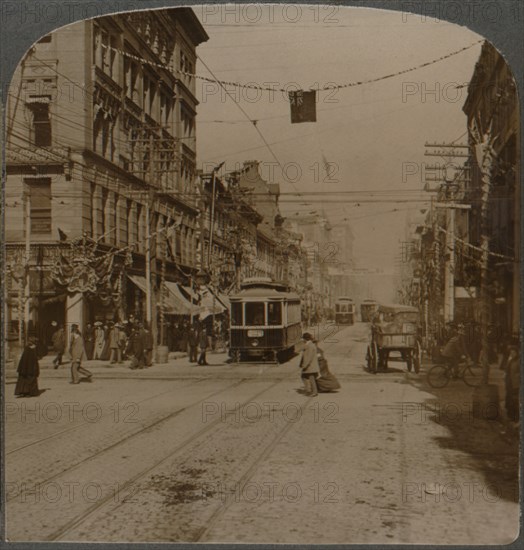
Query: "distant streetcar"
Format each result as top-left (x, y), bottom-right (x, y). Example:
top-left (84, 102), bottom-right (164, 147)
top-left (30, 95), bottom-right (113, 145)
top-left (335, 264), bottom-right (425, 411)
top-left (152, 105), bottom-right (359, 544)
top-left (229, 279), bottom-right (302, 362)
top-left (335, 297), bottom-right (355, 325)
top-left (360, 299), bottom-right (378, 322)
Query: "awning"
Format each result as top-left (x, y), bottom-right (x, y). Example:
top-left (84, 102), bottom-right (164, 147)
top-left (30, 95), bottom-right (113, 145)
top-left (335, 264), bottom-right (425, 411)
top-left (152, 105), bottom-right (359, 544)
top-left (128, 274), bottom-right (148, 294)
top-left (129, 275), bottom-right (198, 316)
top-left (198, 287), bottom-right (226, 320)
top-left (178, 284), bottom-right (199, 304)
top-left (164, 281), bottom-right (200, 315)
top-left (210, 288), bottom-right (230, 310)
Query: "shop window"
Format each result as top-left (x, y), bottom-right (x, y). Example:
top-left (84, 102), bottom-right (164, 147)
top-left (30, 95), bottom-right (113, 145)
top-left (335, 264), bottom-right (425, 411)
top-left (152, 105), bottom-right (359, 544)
top-left (27, 178), bottom-right (51, 235)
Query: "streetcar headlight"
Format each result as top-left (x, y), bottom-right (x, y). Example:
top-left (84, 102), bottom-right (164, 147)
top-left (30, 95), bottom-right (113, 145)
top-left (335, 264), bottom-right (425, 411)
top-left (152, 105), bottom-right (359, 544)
top-left (251, 339), bottom-right (259, 347)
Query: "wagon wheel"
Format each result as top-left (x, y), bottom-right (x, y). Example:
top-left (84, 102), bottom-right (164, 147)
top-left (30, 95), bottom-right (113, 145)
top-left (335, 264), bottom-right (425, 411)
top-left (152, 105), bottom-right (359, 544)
top-left (413, 341), bottom-right (421, 374)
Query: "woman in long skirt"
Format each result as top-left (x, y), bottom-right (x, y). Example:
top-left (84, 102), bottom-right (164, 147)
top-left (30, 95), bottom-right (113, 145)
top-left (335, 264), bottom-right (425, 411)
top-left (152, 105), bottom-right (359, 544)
top-left (15, 339), bottom-right (40, 397)
top-left (93, 323), bottom-right (105, 360)
top-left (84, 323), bottom-right (95, 360)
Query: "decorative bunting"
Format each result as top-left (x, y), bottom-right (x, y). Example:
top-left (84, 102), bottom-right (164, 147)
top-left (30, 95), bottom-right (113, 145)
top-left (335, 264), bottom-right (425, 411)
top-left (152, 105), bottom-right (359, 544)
top-left (289, 90), bottom-right (317, 124)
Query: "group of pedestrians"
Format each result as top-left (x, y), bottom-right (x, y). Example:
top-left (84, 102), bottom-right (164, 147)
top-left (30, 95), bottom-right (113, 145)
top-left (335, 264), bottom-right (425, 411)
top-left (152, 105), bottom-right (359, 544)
top-left (14, 323), bottom-right (93, 395)
top-left (298, 332), bottom-right (341, 397)
top-left (187, 325), bottom-right (210, 365)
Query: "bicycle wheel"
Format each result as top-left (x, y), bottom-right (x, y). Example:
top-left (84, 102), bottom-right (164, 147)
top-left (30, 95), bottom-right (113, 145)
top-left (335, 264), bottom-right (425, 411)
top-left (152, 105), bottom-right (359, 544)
top-left (427, 365), bottom-right (451, 388)
top-left (463, 364), bottom-right (482, 387)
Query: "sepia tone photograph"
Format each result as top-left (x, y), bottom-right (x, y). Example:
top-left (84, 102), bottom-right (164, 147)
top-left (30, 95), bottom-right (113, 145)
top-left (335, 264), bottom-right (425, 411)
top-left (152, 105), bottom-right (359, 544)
top-left (1, 1), bottom-right (521, 545)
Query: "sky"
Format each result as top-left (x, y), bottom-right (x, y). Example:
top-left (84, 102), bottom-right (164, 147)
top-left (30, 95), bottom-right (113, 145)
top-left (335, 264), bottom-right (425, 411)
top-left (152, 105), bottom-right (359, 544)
top-left (191, 4), bottom-right (483, 301)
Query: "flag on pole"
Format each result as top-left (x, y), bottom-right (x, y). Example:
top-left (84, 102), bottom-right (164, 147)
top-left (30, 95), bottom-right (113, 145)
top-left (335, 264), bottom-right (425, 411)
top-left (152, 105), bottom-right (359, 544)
top-left (289, 90), bottom-right (316, 123)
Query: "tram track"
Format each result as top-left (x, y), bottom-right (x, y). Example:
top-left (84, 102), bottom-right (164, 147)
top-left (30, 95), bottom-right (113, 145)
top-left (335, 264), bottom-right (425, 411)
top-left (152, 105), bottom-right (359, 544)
top-left (6, 378), bottom-right (209, 456)
top-left (194, 394), bottom-right (316, 542)
top-left (52, 332), bottom-right (345, 542)
top-left (44, 378), bottom-right (285, 542)
top-left (5, 378), bottom-right (248, 504)
top-left (8, 327), bottom-right (353, 541)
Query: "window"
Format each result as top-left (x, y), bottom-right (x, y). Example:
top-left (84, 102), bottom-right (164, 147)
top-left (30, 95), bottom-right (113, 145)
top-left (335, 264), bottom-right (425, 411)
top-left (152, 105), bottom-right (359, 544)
top-left (231, 303), bottom-right (243, 326)
top-left (101, 187), bottom-right (108, 239)
top-left (28, 101), bottom-right (52, 146)
top-left (94, 25), bottom-right (117, 78)
top-left (268, 302), bottom-right (282, 325)
top-left (181, 108), bottom-right (194, 138)
top-left (287, 302), bottom-right (301, 324)
top-left (143, 75), bottom-right (156, 117)
top-left (160, 92), bottom-right (172, 126)
top-left (38, 34), bottom-right (52, 44)
top-left (246, 302), bottom-right (265, 326)
top-left (124, 56), bottom-right (140, 102)
top-left (27, 178), bottom-right (51, 235)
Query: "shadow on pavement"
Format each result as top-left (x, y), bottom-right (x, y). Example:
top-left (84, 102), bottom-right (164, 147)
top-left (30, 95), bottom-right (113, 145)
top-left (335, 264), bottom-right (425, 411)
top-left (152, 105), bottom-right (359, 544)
top-left (408, 364), bottom-right (519, 504)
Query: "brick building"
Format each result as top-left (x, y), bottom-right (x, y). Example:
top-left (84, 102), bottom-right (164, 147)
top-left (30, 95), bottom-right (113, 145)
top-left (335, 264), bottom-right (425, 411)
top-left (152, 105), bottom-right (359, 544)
top-left (4, 8), bottom-right (208, 348)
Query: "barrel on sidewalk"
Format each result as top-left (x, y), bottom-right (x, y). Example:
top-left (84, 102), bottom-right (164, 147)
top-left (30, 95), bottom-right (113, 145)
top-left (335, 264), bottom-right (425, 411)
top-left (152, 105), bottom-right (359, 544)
top-left (156, 345), bottom-right (169, 364)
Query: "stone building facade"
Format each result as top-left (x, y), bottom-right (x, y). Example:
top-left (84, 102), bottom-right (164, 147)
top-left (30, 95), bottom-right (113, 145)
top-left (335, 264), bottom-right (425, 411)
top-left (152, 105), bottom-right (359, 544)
top-left (5, 8), bottom-right (208, 347)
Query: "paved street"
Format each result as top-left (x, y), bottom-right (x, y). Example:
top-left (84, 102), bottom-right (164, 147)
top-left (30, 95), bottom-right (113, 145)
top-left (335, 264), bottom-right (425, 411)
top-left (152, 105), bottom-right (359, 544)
top-left (5, 323), bottom-right (518, 544)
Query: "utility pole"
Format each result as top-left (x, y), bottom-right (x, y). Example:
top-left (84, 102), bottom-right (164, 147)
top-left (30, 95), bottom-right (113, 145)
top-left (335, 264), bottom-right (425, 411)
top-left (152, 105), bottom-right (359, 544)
top-left (23, 183), bottom-right (31, 344)
top-left (207, 162), bottom-right (224, 268)
top-left (434, 203), bottom-right (471, 322)
top-left (424, 142), bottom-right (470, 324)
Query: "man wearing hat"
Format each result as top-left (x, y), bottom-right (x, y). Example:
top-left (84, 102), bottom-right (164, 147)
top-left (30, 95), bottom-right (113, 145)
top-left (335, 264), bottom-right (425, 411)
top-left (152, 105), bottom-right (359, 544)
top-left (108, 322), bottom-right (122, 364)
top-left (299, 332), bottom-right (319, 396)
top-left (69, 324), bottom-right (93, 383)
top-left (51, 322), bottom-right (65, 369)
top-left (441, 323), bottom-right (470, 378)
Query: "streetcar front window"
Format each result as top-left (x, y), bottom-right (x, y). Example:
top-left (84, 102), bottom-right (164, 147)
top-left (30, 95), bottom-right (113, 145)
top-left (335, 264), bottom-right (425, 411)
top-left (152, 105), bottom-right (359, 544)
top-left (231, 302), bottom-right (243, 326)
top-left (246, 302), bottom-right (265, 326)
top-left (268, 302), bottom-right (282, 325)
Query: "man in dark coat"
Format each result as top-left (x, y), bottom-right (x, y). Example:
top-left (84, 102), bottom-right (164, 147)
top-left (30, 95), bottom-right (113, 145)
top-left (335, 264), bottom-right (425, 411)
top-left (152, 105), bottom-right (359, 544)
top-left (143, 322), bottom-right (154, 367)
top-left (51, 323), bottom-right (66, 369)
top-left (128, 325), bottom-right (145, 369)
top-left (197, 327), bottom-right (209, 365)
top-left (15, 338), bottom-right (40, 397)
top-left (188, 326), bottom-right (198, 363)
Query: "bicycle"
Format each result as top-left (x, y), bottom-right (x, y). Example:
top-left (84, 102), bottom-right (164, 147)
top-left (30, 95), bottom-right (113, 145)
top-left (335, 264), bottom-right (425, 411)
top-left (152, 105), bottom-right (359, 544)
top-left (426, 359), bottom-right (482, 388)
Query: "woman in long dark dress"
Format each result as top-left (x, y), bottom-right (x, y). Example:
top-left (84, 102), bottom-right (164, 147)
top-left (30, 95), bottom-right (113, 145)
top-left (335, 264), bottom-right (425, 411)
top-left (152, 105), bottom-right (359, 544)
top-left (15, 339), bottom-right (40, 397)
top-left (314, 341), bottom-right (341, 392)
top-left (84, 323), bottom-right (95, 360)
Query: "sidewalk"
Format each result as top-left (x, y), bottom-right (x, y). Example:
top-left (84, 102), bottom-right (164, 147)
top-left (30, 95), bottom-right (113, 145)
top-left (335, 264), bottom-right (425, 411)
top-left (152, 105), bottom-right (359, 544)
top-left (417, 354), bottom-right (518, 437)
top-left (4, 348), bottom-right (232, 380)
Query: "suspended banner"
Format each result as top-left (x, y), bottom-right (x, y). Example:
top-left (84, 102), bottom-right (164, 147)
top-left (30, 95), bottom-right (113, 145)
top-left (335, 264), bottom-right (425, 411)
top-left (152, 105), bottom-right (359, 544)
top-left (289, 90), bottom-right (316, 123)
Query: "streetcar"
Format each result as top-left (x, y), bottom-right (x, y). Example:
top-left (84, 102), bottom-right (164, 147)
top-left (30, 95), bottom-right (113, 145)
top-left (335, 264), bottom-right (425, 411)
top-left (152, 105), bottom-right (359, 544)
top-left (228, 278), bottom-right (302, 362)
top-left (335, 297), bottom-right (355, 325)
top-left (360, 299), bottom-right (378, 322)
